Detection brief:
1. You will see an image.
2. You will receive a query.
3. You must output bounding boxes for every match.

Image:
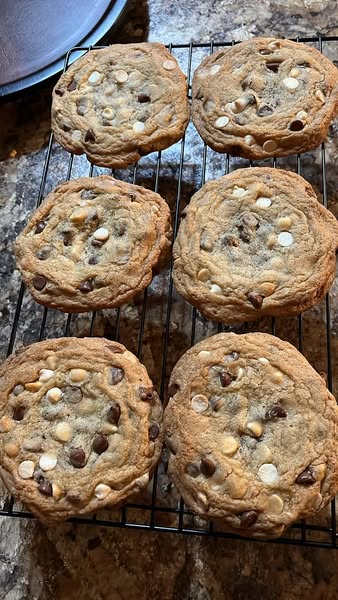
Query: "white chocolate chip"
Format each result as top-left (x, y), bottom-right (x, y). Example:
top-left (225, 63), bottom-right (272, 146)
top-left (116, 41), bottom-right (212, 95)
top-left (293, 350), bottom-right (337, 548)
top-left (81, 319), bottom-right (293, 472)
top-left (47, 387), bottom-right (63, 403)
top-left (228, 96), bottom-right (251, 113)
top-left (163, 60), bottom-right (177, 70)
top-left (210, 64), bottom-right (221, 75)
top-left (100, 423), bottom-right (118, 435)
top-left (197, 268), bottom-right (209, 282)
top-left (4, 442), bottom-right (20, 457)
top-left (267, 233), bottom-right (276, 249)
top-left (266, 494), bottom-right (284, 514)
top-left (315, 89), bottom-right (325, 103)
top-left (247, 421), bottom-right (263, 438)
top-left (25, 381), bottom-right (43, 393)
top-left (133, 121), bottom-right (145, 133)
top-left (254, 443), bottom-right (272, 464)
top-left (93, 227), bottom-right (109, 242)
top-left (296, 110), bottom-right (308, 120)
top-left (237, 367), bottom-right (244, 380)
top-left (283, 77), bottom-right (299, 90)
top-left (277, 216), bottom-right (292, 229)
top-left (18, 460), bottom-right (35, 479)
top-left (210, 284), bottom-right (222, 294)
top-left (54, 422), bottom-right (73, 443)
top-left (256, 196), bottom-right (271, 208)
top-left (115, 69), bottom-right (128, 83)
top-left (72, 130), bottom-right (82, 142)
top-left (271, 369), bottom-right (284, 383)
top-left (215, 116), bottom-right (229, 128)
top-left (70, 368), bottom-right (88, 383)
top-left (95, 483), bottom-right (111, 500)
top-left (244, 135), bottom-right (256, 146)
top-left (232, 186), bottom-right (247, 197)
top-left (191, 394), bottom-right (209, 413)
top-left (102, 107), bottom-right (114, 120)
top-left (290, 68), bottom-right (300, 78)
top-left (258, 463), bottom-right (279, 485)
top-left (222, 436), bottom-right (239, 456)
top-left (52, 483), bottom-right (63, 500)
top-left (315, 464), bottom-right (327, 481)
top-left (39, 453), bottom-right (57, 471)
top-left (46, 355), bottom-right (58, 369)
top-left (88, 71), bottom-right (102, 84)
top-left (277, 231), bottom-right (293, 247)
top-left (39, 369), bottom-right (54, 382)
top-left (263, 140), bottom-right (277, 152)
top-left (0, 416), bottom-right (14, 432)
top-left (70, 207), bottom-right (91, 223)
top-left (259, 282), bottom-right (276, 296)
top-left (259, 357), bottom-right (269, 364)
top-left (198, 351), bottom-right (211, 358)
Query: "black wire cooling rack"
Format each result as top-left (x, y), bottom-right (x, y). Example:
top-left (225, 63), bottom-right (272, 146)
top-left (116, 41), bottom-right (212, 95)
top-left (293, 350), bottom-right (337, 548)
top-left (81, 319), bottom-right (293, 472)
top-left (1, 36), bottom-right (338, 548)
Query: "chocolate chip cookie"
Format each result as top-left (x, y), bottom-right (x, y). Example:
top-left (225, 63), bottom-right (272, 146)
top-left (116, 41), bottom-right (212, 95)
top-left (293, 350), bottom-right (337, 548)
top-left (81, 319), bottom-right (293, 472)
top-left (192, 37), bottom-right (338, 158)
top-left (52, 43), bottom-right (190, 168)
top-left (0, 337), bottom-right (163, 524)
top-left (173, 167), bottom-right (338, 323)
top-left (164, 332), bottom-right (338, 538)
top-left (14, 175), bottom-right (172, 313)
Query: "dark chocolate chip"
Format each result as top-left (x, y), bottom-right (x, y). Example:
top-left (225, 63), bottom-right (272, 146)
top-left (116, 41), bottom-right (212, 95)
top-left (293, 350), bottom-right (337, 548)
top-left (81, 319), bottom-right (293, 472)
top-left (139, 386), bottom-right (154, 401)
top-left (63, 123), bottom-right (72, 132)
top-left (79, 280), bottom-right (93, 293)
top-left (62, 386), bottom-right (82, 403)
top-left (129, 193), bottom-right (136, 201)
top-left (246, 93), bottom-right (256, 105)
top-left (85, 129), bottom-right (96, 143)
top-left (247, 292), bottom-right (264, 309)
top-left (265, 404), bottom-right (287, 419)
top-left (168, 382), bottom-right (180, 398)
top-left (289, 120), bottom-right (305, 131)
top-left (67, 80), bottom-right (77, 91)
top-left (138, 93), bottom-right (151, 103)
top-left (38, 480), bottom-right (53, 496)
top-left (185, 463), bottom-right (200, 478)
top-left (36, 246), bottom-right (51, 260)
top-left (110, 367), bottom-right (124, 384)
top-left (259, 48), bottom-right (273, 55)
top-left (87, 537), bottom-right (101, 550)
top-left (165, 436), bottom-right (177, 455)
top-left (81, 190), bottom-right (97, 200)
top-left (149, 424), bottom-right (160, 440)
top-left (69, 448), bottom-right (86, 468)
top-left (107, 402), bottom-right (121, 425)
top-left (13, 405), bottom-right (25, 421)
top-left (200, 457), bottom-right (216, 478)
top-left (92, 434), bottom-right (109, 454)
top-left (35, 221), bottom-right (47, 234)
top-left (88, 256), bottom-right (99, 265)
top-left (219, 371), bottom-right (233, 387)
top-left (62, 231), bottom-right (73, 246)
top-left (296, 467), bottom-right (316, 485)
top-left (55, 88), bottom-right (65, 96)
top-left (13, 384), bottom-right (24, 396)
top-left (33, 276), bottom-right (47, 291)
top-left (240, 510), bottom-right (258, 527)
top-left (266, 61), bottom-right (281, 72)
top-left (257, 104), bottom-right (274, 117)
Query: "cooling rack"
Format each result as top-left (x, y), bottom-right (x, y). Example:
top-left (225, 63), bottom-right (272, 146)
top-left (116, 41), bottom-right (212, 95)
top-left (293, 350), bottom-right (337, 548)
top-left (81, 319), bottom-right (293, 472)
top-left (1, 35), bottom-right (338, 548)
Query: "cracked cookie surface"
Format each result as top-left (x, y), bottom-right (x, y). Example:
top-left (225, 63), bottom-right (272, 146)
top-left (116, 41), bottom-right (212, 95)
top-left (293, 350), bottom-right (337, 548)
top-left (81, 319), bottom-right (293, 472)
top-left (15, 175), bottom-right (172, 313)
top-left (52, 43), bottom-right (190, 168)
top-left (173, 167), bottom-right (338, 323)
top-left (164, 332), bottom-right (338, 538)
top-left (192, 37), bottom-right (338, 158)
top-left (0, 337), bottom-right (163, 524)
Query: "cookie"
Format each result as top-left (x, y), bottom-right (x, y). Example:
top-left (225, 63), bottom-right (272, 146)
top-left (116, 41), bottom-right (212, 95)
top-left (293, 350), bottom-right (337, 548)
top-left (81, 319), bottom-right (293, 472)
top-left (14, 175), bottom-right (172, 313)
top-left (52, 43), bottom-right (190, 168)
top-left (173, 167), bottom-right (338, 323)
top-left (192, 37), bottom-right (338, 159)
top-left (164, 332), bottom-right (338, 538)
top-left (0, 337), bottom-right (163, 524)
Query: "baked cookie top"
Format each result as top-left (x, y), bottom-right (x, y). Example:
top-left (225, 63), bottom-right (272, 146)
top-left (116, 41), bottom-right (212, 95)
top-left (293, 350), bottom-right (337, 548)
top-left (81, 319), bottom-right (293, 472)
top-left (173, 168), bottom-right (338, 323)
top-left (52, 43), bottom-right (190, 168)
top-left (192, 37), bottom-right (338, 159)
top-left (164, 332), bottom-right (338, 538)
top-left (15, 175), bottom-right (172, 313)
top-left (0, 337), bottom-right (163, 524)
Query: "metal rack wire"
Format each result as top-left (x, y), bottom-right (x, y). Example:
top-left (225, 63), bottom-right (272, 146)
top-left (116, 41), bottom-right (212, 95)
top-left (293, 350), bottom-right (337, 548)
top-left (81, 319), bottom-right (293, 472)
top-left (1, 36), bottom-right (338, 548)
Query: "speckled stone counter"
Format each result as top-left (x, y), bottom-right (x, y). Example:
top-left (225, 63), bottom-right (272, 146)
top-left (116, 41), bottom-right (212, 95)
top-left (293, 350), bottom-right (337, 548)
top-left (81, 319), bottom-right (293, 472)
top-left (1, 1), bottom-right (338, 599)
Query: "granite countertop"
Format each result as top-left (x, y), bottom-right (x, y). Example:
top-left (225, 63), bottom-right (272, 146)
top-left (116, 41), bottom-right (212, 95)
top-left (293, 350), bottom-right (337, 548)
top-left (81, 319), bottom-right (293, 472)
top-left (1, 1), bottom-right (338, 599)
